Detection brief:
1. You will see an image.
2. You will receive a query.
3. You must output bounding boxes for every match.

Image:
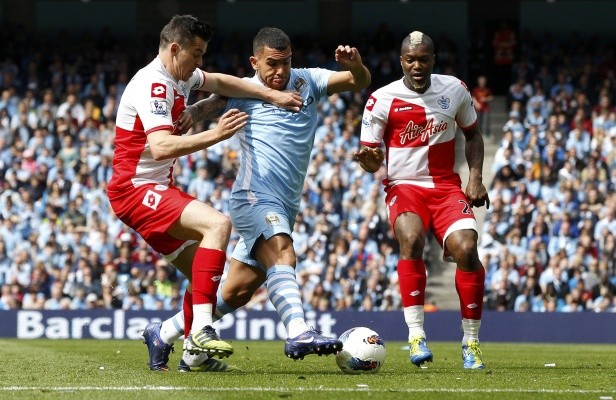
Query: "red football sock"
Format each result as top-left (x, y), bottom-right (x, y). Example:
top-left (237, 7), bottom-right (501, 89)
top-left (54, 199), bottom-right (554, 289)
top-left (397, 259), bottom-right (427, 307)
top-left (192, 248), bottom-right (226, 307)
top-left (455, 268), bottom-right (485, 320)
top-left (182, 290), bottom-right (193, 337)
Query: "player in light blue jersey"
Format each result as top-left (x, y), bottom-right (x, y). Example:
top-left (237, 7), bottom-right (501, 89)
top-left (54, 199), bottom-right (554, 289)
top-left (153, 27), bottom-right (370, 368)
top-left (215, 27), bottom-right (370, 361)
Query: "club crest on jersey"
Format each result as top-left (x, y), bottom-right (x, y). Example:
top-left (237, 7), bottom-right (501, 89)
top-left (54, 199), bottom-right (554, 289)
top-left (150, 100), bottom-right (168, 115)
top-left (362, 115), bottom-right (372, 128)
top-left (365, 96), bottom-right (377, 111)
top-left (143, 190), bottom-right (162, 211)
top-left (293, 77), bottom-right (307, 93)
top-left (437, 96), bottom-right (450, 110)
top-left (265, 212), bottom-right (281, 226)
top-left (151, 83), bottom-right (166, 98)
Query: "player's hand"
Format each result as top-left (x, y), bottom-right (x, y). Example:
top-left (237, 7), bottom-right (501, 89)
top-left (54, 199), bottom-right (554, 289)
top-left (177, 109), bottom-right (194, 135)
top-left (335, 45), bottom-right (364, 71)
top-left (213, 108), bottom-right (249, 141)
top-left (465, 181), bottom-right (490, 209)
top-left (353, 146), bottom-right (384, 173)
top-left (269, 90), bottom-right (303, 112)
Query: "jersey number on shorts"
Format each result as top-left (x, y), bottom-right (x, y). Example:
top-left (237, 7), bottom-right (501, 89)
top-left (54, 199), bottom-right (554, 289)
top-left (458, 199), bottom-right (472, 215)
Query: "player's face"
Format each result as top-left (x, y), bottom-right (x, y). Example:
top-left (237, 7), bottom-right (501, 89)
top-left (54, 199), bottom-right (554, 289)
top-left (172, 37), bottom-right (207, 81)
top-left (400, 43), bottom-right (434, 93)
top-left (250, 46), bottom-right (292, 91)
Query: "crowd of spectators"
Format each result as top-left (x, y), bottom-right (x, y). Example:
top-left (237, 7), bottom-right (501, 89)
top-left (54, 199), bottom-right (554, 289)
top-left (481, 30), bottom-right (616, 312)
top-left (0, 23), bottom-right (614, 314)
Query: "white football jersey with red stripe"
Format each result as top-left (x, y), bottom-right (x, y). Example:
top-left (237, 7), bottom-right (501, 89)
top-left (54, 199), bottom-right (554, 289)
top-left (360, 74), bottom-right (477, 189)
top-left (109, 57), bottom-right (205, 193)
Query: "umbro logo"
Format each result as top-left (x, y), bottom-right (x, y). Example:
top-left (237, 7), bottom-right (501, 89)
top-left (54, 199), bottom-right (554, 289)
top-left (467, 303), bottom-right (478, 309)
top-left (410, 290), bottom-right (421, 296)
top-left (211, 275), bottom-right (222, 282)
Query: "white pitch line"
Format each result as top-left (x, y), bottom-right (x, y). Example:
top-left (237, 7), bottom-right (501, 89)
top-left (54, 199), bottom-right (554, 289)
top-left (1, 387), bottom-right (615, 394)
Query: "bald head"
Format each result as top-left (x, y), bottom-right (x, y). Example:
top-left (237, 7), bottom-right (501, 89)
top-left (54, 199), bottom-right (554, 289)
top-left (401, 31), bottom-right (434, 54)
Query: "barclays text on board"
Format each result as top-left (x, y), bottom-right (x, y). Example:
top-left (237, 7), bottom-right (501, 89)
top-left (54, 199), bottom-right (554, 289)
top-left (17, 310), bottom-right (156, 340)
top-left (10, 310), bottom-right (342, 340)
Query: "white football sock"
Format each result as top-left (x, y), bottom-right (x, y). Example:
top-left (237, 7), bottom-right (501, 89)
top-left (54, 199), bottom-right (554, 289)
top-left (160, 310), bottom-right (184, 343)
top-left (404, 305), bottom-right (426, 340)
top-left (461, 318), bottom-right (481, 344)
top-left (192, 303), bottom-right (213, 334)
top-left (183, 351), bottom-right (208, 367)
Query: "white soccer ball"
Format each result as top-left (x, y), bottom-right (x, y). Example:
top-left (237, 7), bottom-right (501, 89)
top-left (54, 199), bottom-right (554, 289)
top-left (335, 327), bottom-right (386, 374)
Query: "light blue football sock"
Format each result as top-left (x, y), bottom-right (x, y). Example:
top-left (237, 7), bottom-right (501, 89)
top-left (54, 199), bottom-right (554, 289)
top-left (266, 265), bottom-right (308, 338)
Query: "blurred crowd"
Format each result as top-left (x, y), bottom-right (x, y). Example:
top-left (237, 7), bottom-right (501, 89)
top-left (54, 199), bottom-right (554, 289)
top-left (481, 30), bottom-right (616, 312)
top-left (0, 23), bottom-right (614, 314)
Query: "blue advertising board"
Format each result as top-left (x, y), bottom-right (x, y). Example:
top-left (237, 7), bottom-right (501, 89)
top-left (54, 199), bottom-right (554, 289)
top-left (0, 310), bottom-right (614, 343)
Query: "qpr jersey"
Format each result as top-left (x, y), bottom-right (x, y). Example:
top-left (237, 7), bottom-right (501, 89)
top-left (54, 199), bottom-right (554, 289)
top-left (226, 68), bottom-right (333, 211)
top-left (108, 57), bottom-right (205, 193)
top-left (360, 74), bottom-right (477, 189)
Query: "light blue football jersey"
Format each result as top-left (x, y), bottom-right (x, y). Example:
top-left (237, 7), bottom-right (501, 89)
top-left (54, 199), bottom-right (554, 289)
top-left (226, 68), bottom-right (334, 212)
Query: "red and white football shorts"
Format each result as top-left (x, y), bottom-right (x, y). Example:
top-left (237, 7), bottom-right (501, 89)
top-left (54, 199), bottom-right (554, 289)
top-left (385, 183), bottom-right (477, 250)
top-left (109, 183), bottom-right (194, 259)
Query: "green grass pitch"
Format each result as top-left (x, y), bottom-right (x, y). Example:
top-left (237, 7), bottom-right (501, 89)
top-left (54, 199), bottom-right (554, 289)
top-left (1, 339), bottom-right (615, 400)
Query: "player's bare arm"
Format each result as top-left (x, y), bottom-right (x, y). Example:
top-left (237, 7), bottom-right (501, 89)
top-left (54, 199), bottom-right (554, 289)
top-left (201, 72), bottom-right (302, 112)
top-left (353, 145), bottom-right (384, 173)
top-left (185, 94), bottom-right (229, 122)
top-left (462, 124), bottom-right (490, 209)
top-left (327, 45), bottom-right (371, 94)
top-left (148, 108), bottom-right (248, 161)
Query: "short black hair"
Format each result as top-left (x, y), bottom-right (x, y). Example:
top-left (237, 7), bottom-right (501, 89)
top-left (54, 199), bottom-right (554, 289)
top-left (253, 27), bottom-right (291, 55)
top-left (159, 15), bottom-right (213, 49)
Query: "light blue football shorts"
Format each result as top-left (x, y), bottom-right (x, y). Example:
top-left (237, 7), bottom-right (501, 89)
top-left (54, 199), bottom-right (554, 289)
top-left (229, 192), bottom-right (297, 270)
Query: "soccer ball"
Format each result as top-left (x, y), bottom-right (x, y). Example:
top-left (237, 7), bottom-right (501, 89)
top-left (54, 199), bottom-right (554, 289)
top-left (335, 327), bottom-right (386, 374)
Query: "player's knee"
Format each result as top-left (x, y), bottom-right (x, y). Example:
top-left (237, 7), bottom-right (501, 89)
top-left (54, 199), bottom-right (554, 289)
top-left (450, 239), bottom-right (479, 267)
top-left (458, 237), bottom-right (478, 257)
top-left (277, 244), bottom-right (297, 265)
top-left (207, 213), bottom-right (232, 238)
top-left (398, 234), bottom-right (425, 258)
top-left (256, 235), bottom-right (296, 266)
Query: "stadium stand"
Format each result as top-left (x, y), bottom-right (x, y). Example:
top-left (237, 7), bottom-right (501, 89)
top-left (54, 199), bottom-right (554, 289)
top-left (0, 23), bottom-right (614, 315)
top-left (480, 30), bottom-right (616, 312)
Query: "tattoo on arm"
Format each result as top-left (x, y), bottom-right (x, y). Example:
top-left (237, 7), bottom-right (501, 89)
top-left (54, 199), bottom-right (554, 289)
top-left (189, 94), bottom-right (228, 122)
